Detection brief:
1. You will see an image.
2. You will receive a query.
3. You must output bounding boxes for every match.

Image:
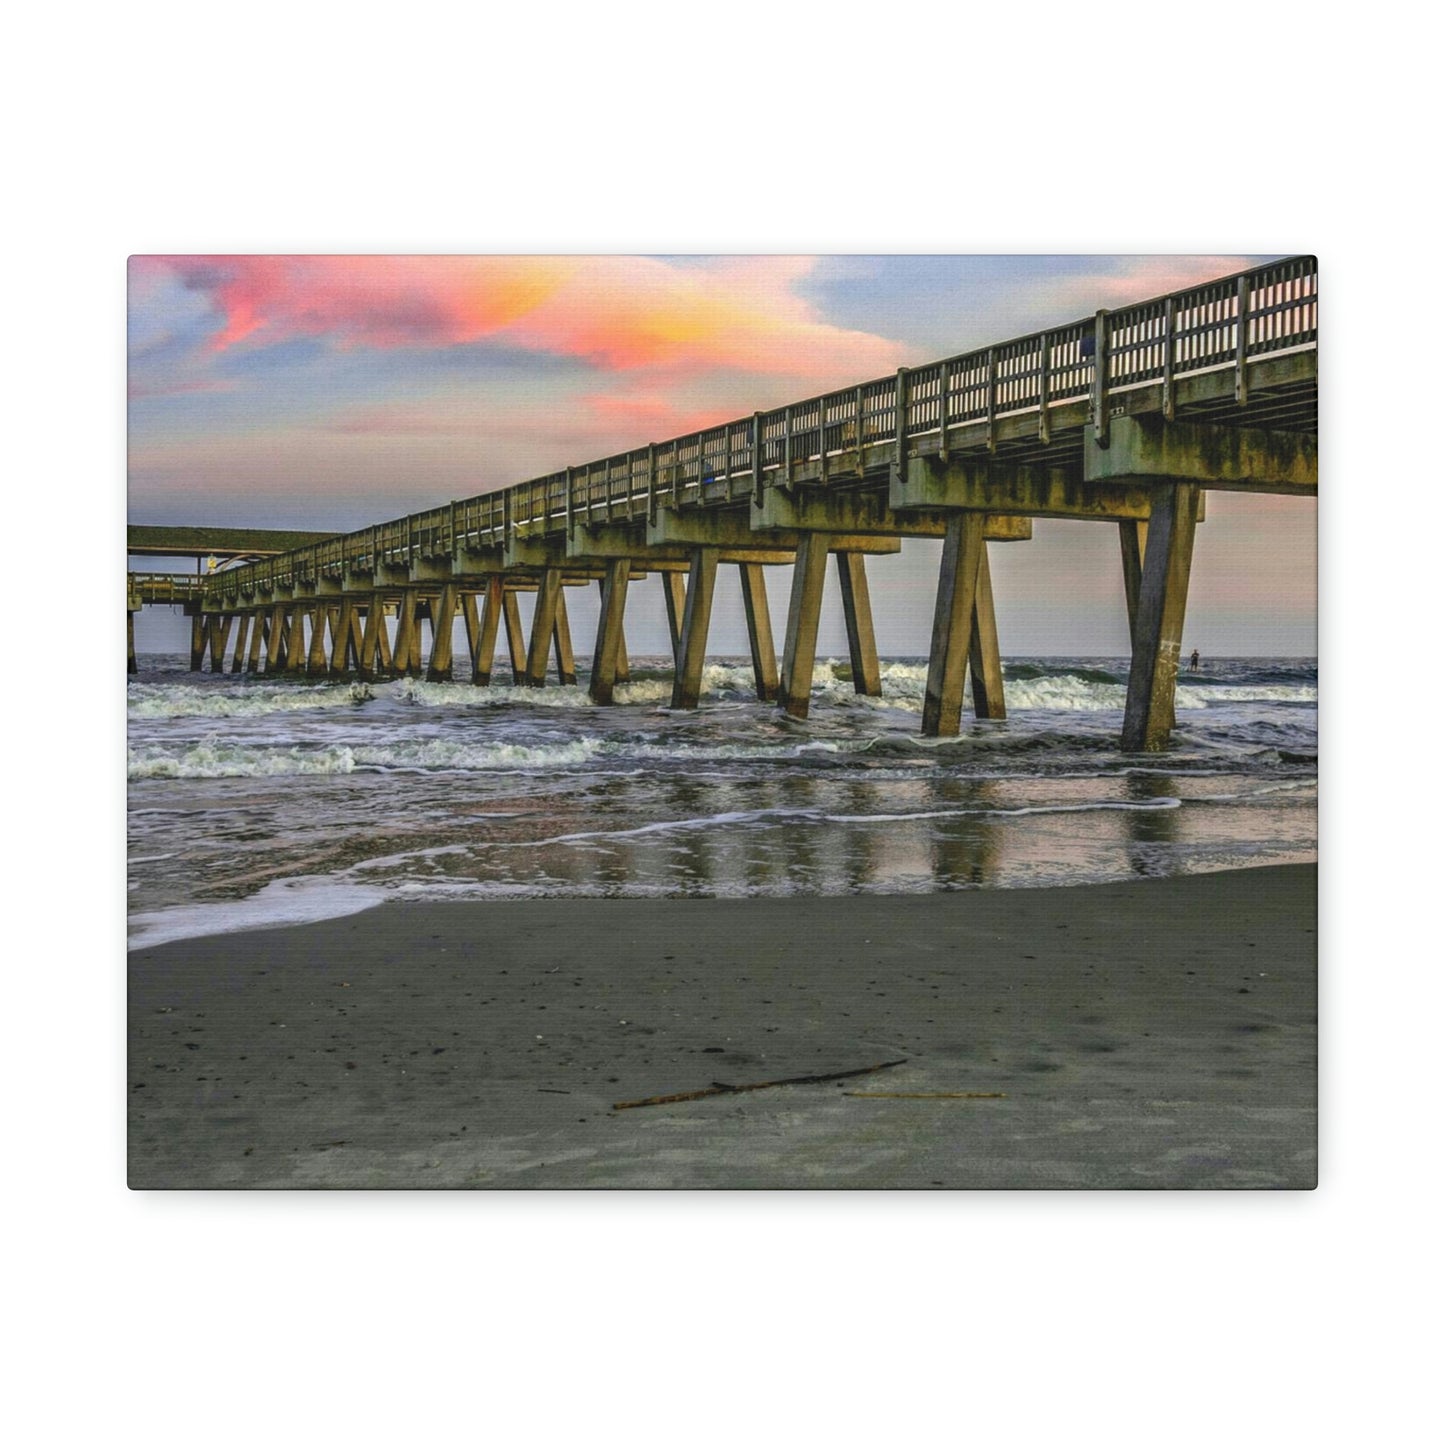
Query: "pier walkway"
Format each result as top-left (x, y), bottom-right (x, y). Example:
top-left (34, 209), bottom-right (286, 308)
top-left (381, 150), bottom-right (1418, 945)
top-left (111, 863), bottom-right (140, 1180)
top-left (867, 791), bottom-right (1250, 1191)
top-left (130, 256), bottom-right (1317, 749)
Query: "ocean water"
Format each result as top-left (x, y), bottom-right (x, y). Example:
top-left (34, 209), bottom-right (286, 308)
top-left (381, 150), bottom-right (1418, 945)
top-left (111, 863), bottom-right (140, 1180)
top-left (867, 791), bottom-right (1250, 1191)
top-left (126, 654), bottom-right (1317, 947)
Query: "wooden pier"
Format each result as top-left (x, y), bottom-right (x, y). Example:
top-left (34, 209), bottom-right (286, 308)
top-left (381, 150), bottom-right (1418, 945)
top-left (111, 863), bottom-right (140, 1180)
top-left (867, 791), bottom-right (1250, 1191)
top-left (130, 257), bottom-right (1317, 749)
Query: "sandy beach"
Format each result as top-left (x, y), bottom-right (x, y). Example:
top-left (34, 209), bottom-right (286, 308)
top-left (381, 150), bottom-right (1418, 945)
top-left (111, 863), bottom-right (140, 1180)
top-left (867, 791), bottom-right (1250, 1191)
top-left (128, 862), bottom-right (1315, 1189)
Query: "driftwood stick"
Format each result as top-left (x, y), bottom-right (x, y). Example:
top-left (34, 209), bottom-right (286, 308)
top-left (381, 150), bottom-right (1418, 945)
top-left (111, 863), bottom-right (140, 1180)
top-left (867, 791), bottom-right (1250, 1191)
top-left (843, 1091), bottom-right (1007, 1100)
top-left (612, 1058), bottom-right (907, 1112)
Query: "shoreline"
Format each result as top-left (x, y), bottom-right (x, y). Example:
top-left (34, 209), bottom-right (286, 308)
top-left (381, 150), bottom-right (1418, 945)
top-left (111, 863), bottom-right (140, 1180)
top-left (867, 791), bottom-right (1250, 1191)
top-left (129, 862), bottom-right (1317, 1189)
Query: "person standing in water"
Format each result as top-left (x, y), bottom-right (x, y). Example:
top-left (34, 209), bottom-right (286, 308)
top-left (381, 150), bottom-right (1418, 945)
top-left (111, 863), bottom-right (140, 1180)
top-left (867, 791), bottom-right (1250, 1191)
top-left (1189, 648), bottom-right (1200, 671)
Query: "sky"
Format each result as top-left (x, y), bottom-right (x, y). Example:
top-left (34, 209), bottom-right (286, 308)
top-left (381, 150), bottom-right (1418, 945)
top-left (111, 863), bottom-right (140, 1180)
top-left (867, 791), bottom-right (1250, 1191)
top-left (128, 254), bottom-right (1316, 658)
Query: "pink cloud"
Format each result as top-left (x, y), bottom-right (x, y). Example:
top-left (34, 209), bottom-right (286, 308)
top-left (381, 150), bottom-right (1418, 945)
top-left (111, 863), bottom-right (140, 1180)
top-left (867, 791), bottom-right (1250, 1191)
top-left (139, 255), bottom-right (907, 383)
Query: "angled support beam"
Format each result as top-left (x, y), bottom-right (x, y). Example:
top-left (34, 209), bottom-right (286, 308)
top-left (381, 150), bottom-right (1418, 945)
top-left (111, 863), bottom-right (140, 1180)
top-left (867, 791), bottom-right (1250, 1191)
top-left (590, 559), bottom-right (631, 704)
top-left (672, 548), bottom-right (719, 710)
top-left (329, 598), bottom-right (357, 675)
top-left (501, 590), bottom-right (526, 684)
top-left (285, 607), bottom-right (307, 673)
top-left (835, 553), bottom-right (881, 697)
top-left (427, 584), bottom-right (459, 681)
top-left (663, 571), bottom-right (687, 672)
top-left (229, 614), bottom-right (251, 674)
top-left (552, 587), bottom-right (576, 686)
top-left (266, 604), bottom-right (288, 671)
top-left (779, 532), bottom-right (831, 719)
top-left (246, 612), bottom-right (266, 673)
top-left (525, 568), bottom-right (564, 687)
top-left (922, 513), bottom-right (987, 737)
top-left (1122, 483), bottom-right (1200, 751)
top-left (470, 580), bottom-right (503, 686)
top-left (357, 602), bottom-right (384, 681)
top-left (738, 563), bottom-right (778, 702)
top-left (967, 545), bottom-right (1006, 719)
top-left (393, 590), bottom-right (420, 678)
top-left (209, 614), bottom-right (235, 673)
top-left (306, 605), bottom-right (330, 675)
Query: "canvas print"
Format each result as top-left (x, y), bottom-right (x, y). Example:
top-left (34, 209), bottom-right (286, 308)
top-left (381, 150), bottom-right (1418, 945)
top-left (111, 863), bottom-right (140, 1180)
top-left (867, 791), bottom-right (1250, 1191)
top-left (127, 254), bottom-right (1317, 1188)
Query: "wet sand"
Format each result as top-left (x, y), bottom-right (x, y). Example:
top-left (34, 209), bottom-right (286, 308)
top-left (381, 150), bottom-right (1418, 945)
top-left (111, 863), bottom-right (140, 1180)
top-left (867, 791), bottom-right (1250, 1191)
top-left (128, 863), bottom-right (1316, 1189)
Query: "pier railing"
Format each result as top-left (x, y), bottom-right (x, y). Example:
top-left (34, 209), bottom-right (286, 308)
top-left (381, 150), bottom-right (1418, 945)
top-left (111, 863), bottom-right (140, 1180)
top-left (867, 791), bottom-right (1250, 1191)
top-left (199, 255), bottom-right (1316, 608)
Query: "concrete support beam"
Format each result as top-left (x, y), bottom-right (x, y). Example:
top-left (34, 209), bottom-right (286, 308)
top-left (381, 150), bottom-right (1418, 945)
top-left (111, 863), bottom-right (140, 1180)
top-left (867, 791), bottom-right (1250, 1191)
top-left (229, 614), bottom-right (251, 674)
top-left (835, 553), bottom-right (881, 697)
top-left (967, 547), bottom-right (1006, 719)
top-left (738, 563), bottom-right (779, 703)
top-left (525, 568), bottom-right (563, 688)
top-left (1122, 483), bottom-right (1200, 752)
top-left (672, 548), bottom-right (719, 710)
top-left (590, 559), bottom-right (631, 704)
top-left (649, 506), bottom-right (901, 555)
top-left (552, 587), bottom-right (577, 686)
top-left (922, 513), bottom-right (987, 737)
top-left (1084, 416), bottom-right (1316, 495)
top-left (898, 456), bottom-right (1159, 522)
top-left (663, 571), bottom-right (686, 672)
top-left (755, 486), bottom-right (1032, 542)
top-left (427, 584), bottom-right (459, 681)
top-left (779, 532), bottom-right (831, 720)
top-left (346, 606), bottom-right (363, 673)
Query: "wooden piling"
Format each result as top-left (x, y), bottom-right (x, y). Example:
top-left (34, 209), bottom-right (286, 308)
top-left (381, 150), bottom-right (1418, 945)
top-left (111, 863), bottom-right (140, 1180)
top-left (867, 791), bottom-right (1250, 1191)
top-left (835, 552), bottom-right (882, 697)
top-left (526, 569), bottom-right (563, 687)
top-left (1122, 483), bottom-right (1199, 751)
top-left (967, 545), bottom-right (1006, 719)
top-left (127, 611), bottom-right (137, 675)
top-left (189, 615), bottom-right (205, 671)
top-left (779, 533), bottom-right (831, 719)
top-left (672, 547), bottom-right (719, 710)
top-left (738, 562), bottom-right (778, 702)
top-left (590, 559), bottom-right (631, 704)
top-left (922, 513), bottom-right (986, 737)
top-left (427, 584), bottom-right (458, 681)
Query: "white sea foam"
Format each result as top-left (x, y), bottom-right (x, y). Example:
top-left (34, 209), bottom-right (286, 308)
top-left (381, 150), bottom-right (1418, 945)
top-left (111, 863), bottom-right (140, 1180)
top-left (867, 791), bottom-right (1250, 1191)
top-left (127, 681), bottom-right (376, 718)
top-left (127, 876), bottom-right (391, 950)
top-left (128, 741), bottom-right (360, 778)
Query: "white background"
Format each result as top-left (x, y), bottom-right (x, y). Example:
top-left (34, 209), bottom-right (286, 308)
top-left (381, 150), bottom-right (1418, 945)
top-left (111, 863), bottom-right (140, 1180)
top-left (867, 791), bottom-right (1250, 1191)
top-left (4, 4), bottom-right (1435, 1441)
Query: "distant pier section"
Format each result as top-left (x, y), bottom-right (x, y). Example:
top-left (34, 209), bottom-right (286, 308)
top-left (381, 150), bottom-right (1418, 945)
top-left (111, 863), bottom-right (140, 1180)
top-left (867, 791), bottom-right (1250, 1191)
top-left (129, 257), bottom-right (1317, 750)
